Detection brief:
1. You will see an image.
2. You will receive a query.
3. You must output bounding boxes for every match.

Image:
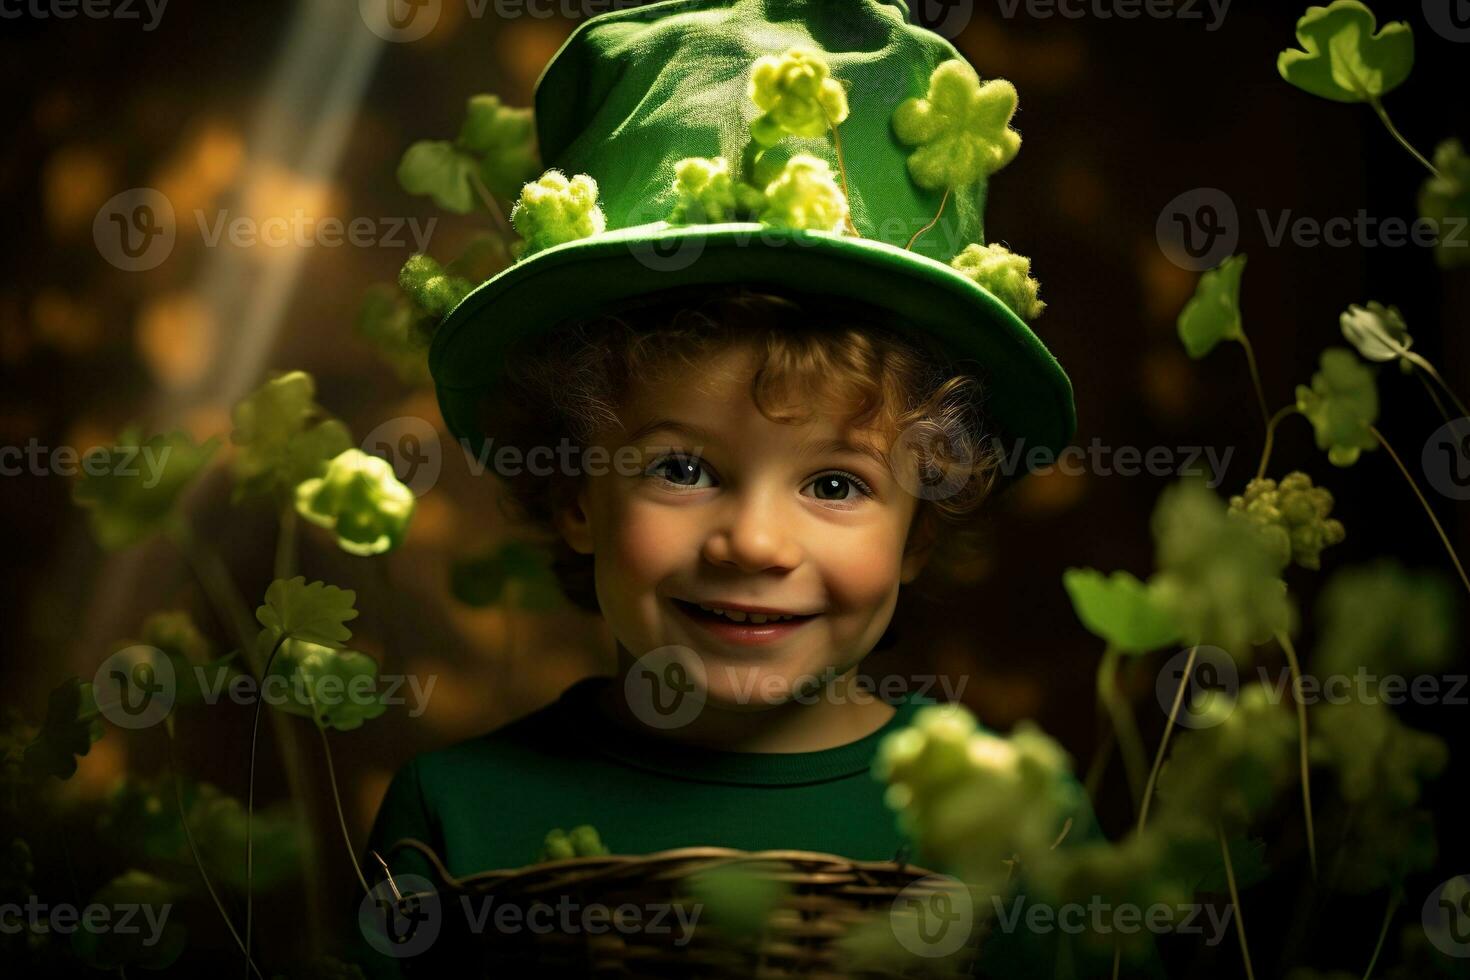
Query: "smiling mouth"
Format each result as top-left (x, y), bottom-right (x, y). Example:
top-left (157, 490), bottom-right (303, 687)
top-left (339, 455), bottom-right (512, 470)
top-left (670, 598), bottom-right (819, 627)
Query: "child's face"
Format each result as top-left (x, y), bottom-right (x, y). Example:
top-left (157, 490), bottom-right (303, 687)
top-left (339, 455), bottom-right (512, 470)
top-left (557, 341), bottom-right (931, 710)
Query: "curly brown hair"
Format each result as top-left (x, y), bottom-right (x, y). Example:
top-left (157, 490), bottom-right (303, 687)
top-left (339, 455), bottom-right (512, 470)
top-left (476, 282), bottom-right (1003, 615)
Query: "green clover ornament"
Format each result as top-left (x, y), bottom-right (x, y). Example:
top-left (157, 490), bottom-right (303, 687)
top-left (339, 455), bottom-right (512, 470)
top-left (748, 47), bottom-right (849, 148)
top-left (1295, 347), bottom-right (1379, 467)
top-left (1276, 0), bottom-right (1413, 104)
top-left (230, 371), bottom-right (353, 505)
top-left (294, 449), bottom-right (415, 557)
top-left (1062, 568), bottom-right (1182, 654)
top-left (1418, 139), bottom-right (1470, 270)
top-left (538, 824), bottom-right (610, 862)
top-left (399, 253), bottom-right (473, 319)
top-left (1176, 254), bottom-right (1245, 359)
top-left (758, 153), bottom-right (849, 232)
top-left (509, 169), bottom-right (606, 259)
top-left (71, 426), bottom-right (220, 551)
top-left (949, 242), bottom-right (1045, 320)
top-left (1227, 471), bottom-right (1346, 571)
top-left (892, 58), bottom-right (1021, 190)
top-left (667, 156), bottom-right (765, 225)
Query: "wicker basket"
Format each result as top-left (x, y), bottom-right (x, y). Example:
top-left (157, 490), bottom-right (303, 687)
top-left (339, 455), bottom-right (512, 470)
top-left (377, 838), bottom-right (982, 978)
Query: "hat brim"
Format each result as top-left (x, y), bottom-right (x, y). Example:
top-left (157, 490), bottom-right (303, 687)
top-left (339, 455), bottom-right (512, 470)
top-left (430, 221), bottom-right (1075, 487)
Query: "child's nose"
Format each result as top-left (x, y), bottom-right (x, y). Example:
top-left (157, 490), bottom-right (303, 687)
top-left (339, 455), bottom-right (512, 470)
top-left (700, 487), bottom-right (802, 573)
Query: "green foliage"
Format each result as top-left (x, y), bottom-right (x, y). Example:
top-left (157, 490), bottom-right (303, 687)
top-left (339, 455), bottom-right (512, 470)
top-left (892, 59), bottom-right (1021, 190)
top-left (398, 253), bottom-right (472, 320)
top-left (256, 576), bottom-right (359, 649)
top-left (538, 824), bottom-right (610, 861)
top-left (397, 94), bottom-right (539, 213)
top-left (398, 140), bottom-right (479, 214)
top-left (71, 426), bottom-right (220, 550)
top-left (262, 635), bottom-right (387, 732)
top-left (949, 243), bottom-right (1046, 320)
top-left (23, 677), bottom-right (104, 780)
top-left (294, 449), bottom-right (416, 557)
top-left (509, 169), bottom-right (606, 258)
top-left (748, 47), bottom-right (849, 146)
top-left (1061, 568), bottom-right (1182, 654)
top-left (1295, 347), bottom-right (1379, 466)
top-left (686, 864), bottom-right (791, 940)
top-left (69, 871), bottom-right (188, 970)
top-left (1176, 254), bottom-right (1245, 359)
top-left (229, 371), bottom-right (353, 506)
top-left (1148, 479), bottom-right (1296, 660)
top-left (1419, 139), bottom-right (1470, 270)
top-left (1276, 0), bottom-right (1414, 103)
top-left (450, 540), bottom-right (563, 610)
top-left (1314, 559), bottom-right (1458, 676)
top-left (1227, 471), bottom-right (1346, 571)
top-left (667, 156), bottom-right (766, 225)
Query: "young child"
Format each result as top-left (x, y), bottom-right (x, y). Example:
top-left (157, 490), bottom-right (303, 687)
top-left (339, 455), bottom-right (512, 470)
top-left (351, 0), bottom-right (1088, 975)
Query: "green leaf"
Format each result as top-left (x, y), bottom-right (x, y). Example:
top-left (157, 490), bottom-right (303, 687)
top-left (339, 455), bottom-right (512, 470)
top-left (71, 426), bottom-right (220, 551)
top-left (230, 370), bottom-right (353, 505)
top-left (397, 139), bottom-right (478, 214)
top-left (70, 871), bottom-right (187, 970)
top-left (264, 636), bottom-right (387, 731)
top-left (1313, 559), bottom-right (1458, 676)
top-left (451, 540), bottom-right (564, 610)
top-left (1418, 139), bottom-right (1470, 270)
top-left (1295, 347), bottom-right (1379, 467)
top-left (23, 677), bottom-right (104, 780)
top-left (256, 576), bottom-right (359, 648)
top-left (1176, 254), bottom-right (1246, 359)
top-left (457, 94), bottom-right (540, 200)
top-left (1062, 568), bottom-right (1182, 654)
top-left (1276, 0), bottom-right (1413, 103)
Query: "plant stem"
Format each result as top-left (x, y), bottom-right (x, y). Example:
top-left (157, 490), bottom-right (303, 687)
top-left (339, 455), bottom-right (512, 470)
top-left (1369, 425), bottom-right (1470, 598)
top-left (906, 187), bottom-right (950, 251)
top-left (1406, 350), bottom-right (1470, 420)
top-left (166, 719), bottom-right (266, 980)
top-left (1368, 96), bottom-right (1441, 179)
top-left (1275, 630), bottom-right (1317, 880)
top-left (245, 631), bottom-right (290, 979)
top-left (1237, 332), bottom-right (1273, 434)
top-left (1256, 406), bottom-right (1301, 481)
top-left (1219, 821), bottom-right (1256, 980)
top-left (1096, 646), bottom-right (1147, 812)
top-left (1138, 645), bottom-right (1197, 832)
top-left (319, 725), bottom-right (372, 896)
top-left (1363, 886), bottom-right (1402, 980)
top-left (468, 170), bottom-right (513, 242)
top-left (820, 105), bottom-right (861, 238)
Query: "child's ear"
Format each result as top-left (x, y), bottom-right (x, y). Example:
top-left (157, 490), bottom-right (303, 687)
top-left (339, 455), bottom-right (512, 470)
top-left (554, 483), bottom-right (596, 555)
top-left (899, 506), bottom-right (938, 584)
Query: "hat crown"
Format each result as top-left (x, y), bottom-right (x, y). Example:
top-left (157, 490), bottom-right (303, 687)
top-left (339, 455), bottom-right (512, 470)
top-left (532, 0), bottom-right (989, 264)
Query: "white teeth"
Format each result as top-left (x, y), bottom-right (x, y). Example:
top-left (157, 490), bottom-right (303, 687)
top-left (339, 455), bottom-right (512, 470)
top-left (693, 603), bottom-right (796, 623)
top-left (749, 613), bottom-right (768, 624)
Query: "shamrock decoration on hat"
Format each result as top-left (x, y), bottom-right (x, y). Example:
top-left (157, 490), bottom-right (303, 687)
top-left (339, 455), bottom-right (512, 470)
top-left (416, 0), bottom-right (1074, 486)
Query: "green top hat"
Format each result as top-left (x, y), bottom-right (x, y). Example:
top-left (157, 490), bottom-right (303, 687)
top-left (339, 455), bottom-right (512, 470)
top-left (428, 0), bottom-right (1075, 485)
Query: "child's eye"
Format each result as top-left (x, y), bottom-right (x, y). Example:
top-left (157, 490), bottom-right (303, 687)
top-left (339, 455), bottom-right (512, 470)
top-left (803, 471), bottom-right (876, 503)
top-left (645, 453), bottom-right (715, 489)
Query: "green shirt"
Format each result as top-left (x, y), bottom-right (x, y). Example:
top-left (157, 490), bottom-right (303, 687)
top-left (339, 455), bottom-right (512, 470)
top-left (341, 676), bottom-right (1151, 978)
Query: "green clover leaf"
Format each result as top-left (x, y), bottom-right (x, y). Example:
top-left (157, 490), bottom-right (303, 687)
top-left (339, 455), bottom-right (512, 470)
top-left (1176, 254), bottom-right (1246, 359)
top-left (397, 140), bottom-right (479, 215)
top-left (1062, 568), bottom-right (1183, 654)
top-left (263, 635), bottom-right (387, 732)
top-left (23, 677), bottom-right (104, 780)
top-left (457, 94), bottom-right (540, 200)
top-left (892, 59), bottom-right (1021, 190)
top-left (229, 371), bottom-right (353, 505)
top-left (1295, 347), bottom-right (1379, 467)
top-left (509, 169), bottom-right (606, 259)
top-left (1227, 471), bottom-right (1346, 571)
top-left (295, 448), bottom-right (416, 556)
top-left (748, 47), bottom-right (849, 148)
top-left (950, 242), bottom-right (1046, 320)
top-left (1313, 559), bottom-right (1458, 677)
top-left (256, 576), bottom-right (359, 649)
top-left (1276, 0), bottom-right (1413, 103)
top-left (1418, 139), bottom-right (1470, 270)
top-left (71, 426), bottom-right (220, 551)
top-left (70, 871), bottom-right (187, 970)
top-left (757, 153), bottom-right (849, 232)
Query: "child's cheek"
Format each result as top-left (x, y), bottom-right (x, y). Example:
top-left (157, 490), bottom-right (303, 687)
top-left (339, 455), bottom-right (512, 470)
top-left (813, 522), bottom-right (907, 617)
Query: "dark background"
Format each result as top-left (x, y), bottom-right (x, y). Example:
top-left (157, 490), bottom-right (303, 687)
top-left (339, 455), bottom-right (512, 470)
top-left (2, 0), bottom-right (1466, 975)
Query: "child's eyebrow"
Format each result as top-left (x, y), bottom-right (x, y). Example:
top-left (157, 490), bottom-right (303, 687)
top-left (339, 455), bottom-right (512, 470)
top-left (626, 418), bottom-right (892, 473)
